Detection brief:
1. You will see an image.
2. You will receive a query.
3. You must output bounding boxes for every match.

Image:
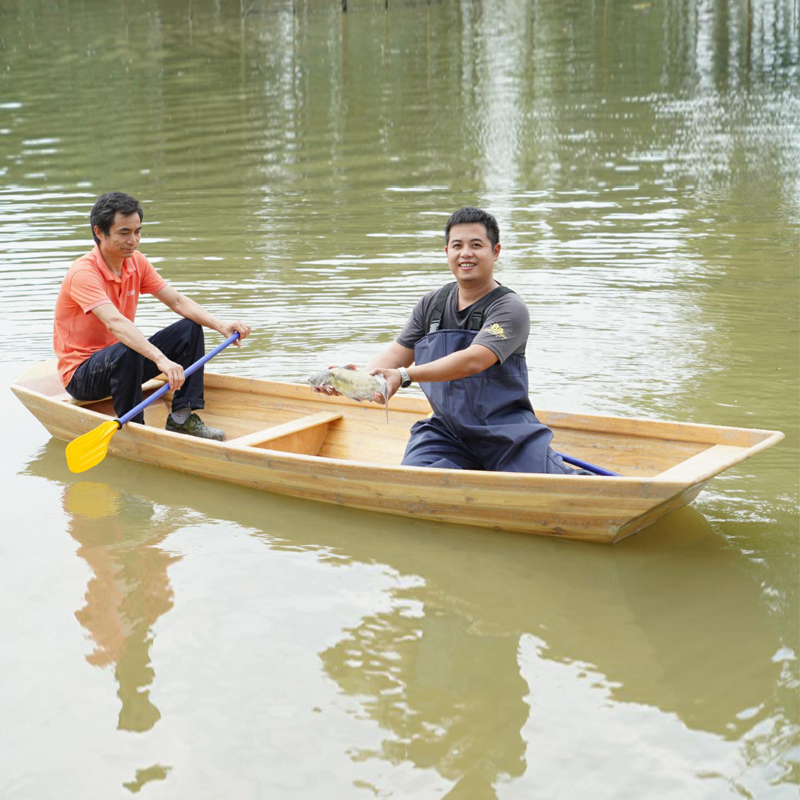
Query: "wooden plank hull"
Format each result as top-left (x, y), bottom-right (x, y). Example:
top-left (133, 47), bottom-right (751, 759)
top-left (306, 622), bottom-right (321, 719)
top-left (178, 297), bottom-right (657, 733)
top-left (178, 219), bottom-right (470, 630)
top-left (11, 361), bottom-right (784, 544)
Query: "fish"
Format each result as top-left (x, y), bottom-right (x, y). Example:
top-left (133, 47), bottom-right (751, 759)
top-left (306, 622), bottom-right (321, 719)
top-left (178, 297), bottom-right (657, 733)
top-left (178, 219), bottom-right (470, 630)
top-left (307, 367), bottom-right (389, 423)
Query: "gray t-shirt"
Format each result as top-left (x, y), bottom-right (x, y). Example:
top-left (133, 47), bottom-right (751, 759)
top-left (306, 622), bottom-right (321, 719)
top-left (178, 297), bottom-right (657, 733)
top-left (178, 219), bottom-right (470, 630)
top-left (396, 283), bottom-right (530, 364)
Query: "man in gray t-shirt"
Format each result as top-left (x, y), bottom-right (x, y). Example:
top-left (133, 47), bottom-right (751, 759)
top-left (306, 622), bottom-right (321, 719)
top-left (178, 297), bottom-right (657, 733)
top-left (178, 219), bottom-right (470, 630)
top-left (358, 206), bottom-right (583, 475)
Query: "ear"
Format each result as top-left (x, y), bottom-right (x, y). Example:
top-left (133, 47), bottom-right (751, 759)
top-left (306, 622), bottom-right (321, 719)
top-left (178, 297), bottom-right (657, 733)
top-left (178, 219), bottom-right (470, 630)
top-left (93, 225), bottom-right (104, 241)
top-left (493, 243), bottom-right (501, 259)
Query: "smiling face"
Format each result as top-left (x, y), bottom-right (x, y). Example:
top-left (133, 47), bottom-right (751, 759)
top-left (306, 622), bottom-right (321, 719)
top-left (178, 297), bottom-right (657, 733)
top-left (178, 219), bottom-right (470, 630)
top-left (94, 211), bottom-right (142, 270)
top-left (445, 222), bottom-right (501, 288)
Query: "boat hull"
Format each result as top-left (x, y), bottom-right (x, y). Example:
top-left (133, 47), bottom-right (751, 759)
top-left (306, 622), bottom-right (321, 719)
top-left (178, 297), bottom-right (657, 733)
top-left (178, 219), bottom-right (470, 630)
top-left (11, 362), bottom-right (784, 544)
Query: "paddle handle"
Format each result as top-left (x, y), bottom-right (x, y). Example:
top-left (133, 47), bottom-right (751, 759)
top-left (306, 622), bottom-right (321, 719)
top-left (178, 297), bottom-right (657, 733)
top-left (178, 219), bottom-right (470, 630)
top-left (117, 332), bottom-right (241, 427)
top-left (555, 451), bottom-right (620, 477)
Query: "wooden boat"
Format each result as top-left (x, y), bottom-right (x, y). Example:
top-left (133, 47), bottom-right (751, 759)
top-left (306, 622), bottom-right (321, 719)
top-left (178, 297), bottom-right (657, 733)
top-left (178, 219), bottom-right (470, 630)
top-left (11, 360), bottom-right (784, 544)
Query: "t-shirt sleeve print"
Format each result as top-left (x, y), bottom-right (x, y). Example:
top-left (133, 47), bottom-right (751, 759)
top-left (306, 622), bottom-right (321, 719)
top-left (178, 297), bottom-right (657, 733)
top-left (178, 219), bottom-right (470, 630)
top-left (472, 297), bottom-right (530, 363)
top-left (482, 321), bottom-right (509, 340)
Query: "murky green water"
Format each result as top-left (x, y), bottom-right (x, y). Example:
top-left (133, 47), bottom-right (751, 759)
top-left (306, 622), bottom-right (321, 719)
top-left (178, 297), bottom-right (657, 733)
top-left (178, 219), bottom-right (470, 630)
top-left (1, 0), bottom-right (798, 796)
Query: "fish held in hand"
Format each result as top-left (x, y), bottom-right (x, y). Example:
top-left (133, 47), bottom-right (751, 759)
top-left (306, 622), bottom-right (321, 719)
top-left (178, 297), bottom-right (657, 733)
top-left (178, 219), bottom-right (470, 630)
top-left (308, 367), bottom-right (389, 423)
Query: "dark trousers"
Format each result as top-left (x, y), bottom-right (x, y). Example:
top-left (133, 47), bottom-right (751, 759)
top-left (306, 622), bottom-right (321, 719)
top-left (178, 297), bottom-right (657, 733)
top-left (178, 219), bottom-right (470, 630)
top-left (402, 415), bottom-right (577, 474)
top-left (66, 319), bottom-right (205, 424)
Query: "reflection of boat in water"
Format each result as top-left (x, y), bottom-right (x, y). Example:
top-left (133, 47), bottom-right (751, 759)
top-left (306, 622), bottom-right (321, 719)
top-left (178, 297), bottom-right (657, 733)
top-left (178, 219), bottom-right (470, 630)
top-left (12, 360), bottom-right (784, 543)
top-left (24, 438), bottom-right (783, 794)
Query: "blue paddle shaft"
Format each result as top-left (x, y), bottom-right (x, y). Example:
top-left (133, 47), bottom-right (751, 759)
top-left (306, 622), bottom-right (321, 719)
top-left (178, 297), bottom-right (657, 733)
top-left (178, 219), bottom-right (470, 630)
top-left (117, 331), bottom-right (240, 427)
top-left (555, 451), bottom-right (620, 477)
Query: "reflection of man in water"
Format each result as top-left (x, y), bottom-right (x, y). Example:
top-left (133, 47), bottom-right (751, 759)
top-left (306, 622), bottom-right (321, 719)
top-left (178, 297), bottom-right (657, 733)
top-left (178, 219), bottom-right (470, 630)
top-left (321, 601), bottom-right (528, 797)
top-left (63, 481), bottom-right (180, 732)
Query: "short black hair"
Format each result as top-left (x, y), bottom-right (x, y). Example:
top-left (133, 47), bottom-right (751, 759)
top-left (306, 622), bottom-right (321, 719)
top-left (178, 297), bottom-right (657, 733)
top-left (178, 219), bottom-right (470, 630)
top-left (90, 192), bottom-right (143, 244)
top-left (445, 207), bottom-right (500, 248)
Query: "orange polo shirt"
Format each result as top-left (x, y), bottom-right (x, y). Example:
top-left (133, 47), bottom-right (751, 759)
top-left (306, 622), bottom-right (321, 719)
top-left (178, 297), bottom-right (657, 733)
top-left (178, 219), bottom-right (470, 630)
top-left (54, 245), bottom-right (167, 387)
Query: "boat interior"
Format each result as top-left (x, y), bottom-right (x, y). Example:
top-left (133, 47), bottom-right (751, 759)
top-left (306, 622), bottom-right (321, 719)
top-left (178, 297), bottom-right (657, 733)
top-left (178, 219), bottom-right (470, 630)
top-left (15, 362), bottom-right (783, 482)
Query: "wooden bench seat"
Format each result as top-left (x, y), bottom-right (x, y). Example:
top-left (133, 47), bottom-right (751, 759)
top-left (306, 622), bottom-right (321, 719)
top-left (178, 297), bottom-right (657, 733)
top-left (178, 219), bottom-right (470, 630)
top-left (227, 411), bottom-right (343, 455)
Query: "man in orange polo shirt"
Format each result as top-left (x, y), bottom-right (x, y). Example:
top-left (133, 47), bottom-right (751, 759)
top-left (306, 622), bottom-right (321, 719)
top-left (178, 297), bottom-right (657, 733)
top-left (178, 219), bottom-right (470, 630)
top-left (54, 191), bottom-right (251, 440)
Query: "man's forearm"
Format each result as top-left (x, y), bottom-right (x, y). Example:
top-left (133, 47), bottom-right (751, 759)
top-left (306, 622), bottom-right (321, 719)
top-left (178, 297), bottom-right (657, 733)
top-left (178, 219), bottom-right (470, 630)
top-left (407, 346), bottom-right (497, 383)
top-left (366, 342), bottom-right (414, 372)
top-left (368, 343), bottom-right (498, 401)
top-left (166, 293), bottom-right (225, 334)
top-left (104, 315), bottom-right (166, 364)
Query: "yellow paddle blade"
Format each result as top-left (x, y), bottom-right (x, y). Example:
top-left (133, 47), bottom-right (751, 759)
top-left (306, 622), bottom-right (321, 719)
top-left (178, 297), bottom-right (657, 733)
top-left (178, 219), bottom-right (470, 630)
top-left (65, 420), bottom-right (121, 473)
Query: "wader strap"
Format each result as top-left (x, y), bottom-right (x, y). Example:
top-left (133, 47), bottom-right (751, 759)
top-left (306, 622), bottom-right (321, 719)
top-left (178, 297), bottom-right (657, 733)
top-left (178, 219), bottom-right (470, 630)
top-left (428, 282), bottom-right (458, 333)
top-left (466, 285), bottom-right (514, 331)
top-left (428, 282), bottom-right (515, 333)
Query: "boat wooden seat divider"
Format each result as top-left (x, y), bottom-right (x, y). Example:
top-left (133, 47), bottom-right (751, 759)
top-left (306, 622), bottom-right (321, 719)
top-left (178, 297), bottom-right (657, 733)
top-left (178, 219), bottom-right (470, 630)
top-left (653, 443), bottom-right (745, 483)
top-left (227, 411), bottom-right (343, 456)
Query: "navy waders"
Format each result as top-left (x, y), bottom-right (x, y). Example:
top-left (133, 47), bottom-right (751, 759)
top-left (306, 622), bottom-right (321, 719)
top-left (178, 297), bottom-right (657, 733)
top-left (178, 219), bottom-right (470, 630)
top-left (401, 283), bottom-right (576, 474)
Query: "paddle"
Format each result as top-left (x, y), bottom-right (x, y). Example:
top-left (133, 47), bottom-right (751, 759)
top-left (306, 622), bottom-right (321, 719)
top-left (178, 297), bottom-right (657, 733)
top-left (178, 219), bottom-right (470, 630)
top-left (555, 451), bottom-right (620, 477)
top-left (66, 332), bottom-right (240, 474)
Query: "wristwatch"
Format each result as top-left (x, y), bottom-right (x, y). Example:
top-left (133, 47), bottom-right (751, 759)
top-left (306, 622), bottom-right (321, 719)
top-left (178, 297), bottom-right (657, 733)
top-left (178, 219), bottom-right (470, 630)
top-left (398, 367), bottom-right (412, 388)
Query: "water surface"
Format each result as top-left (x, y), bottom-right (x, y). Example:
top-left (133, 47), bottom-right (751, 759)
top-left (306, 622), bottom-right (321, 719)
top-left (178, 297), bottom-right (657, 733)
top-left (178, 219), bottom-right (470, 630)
top-left (1, 1), bottom-right (798, 797)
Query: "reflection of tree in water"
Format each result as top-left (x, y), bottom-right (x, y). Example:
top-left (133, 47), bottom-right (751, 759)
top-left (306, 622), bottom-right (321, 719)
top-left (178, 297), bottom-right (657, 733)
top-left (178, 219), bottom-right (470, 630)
top-left (322, 592), bottom-right (528, 798)
top-left (61, 480), bottom-right (184, 733)
top-left (315, 503), bottom-right (787, 794)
